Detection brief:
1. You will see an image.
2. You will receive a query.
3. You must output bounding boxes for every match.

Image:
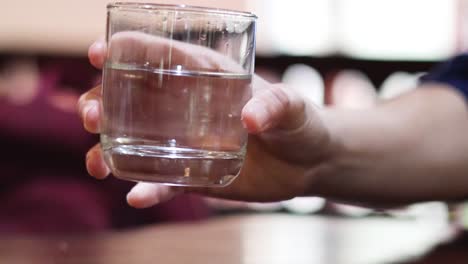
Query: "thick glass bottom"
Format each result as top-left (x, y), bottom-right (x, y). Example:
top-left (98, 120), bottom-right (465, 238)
top-left (103, 144), bottom-right (242, 187)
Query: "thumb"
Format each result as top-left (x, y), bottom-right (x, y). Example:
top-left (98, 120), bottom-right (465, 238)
top-left (242, 79), bottom-right (307, 134)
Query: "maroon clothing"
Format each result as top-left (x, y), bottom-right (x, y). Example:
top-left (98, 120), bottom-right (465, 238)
top-left (0, 57), bottom-right (210, 234)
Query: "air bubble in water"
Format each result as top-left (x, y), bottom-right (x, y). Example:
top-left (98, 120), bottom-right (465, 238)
top-left (169, 139), bottom-right (176, 147)
top-left (200, 29), bottom-right (207, 41)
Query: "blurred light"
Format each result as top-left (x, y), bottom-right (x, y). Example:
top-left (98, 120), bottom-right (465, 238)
top-left (388, 202), bottom-right (450, 222)
top-left (337, 0), bottom-right (457, 60)
top-left (458, 0), bottom-right (468, 52)
top-left (249, 0), bottom-right (457, 60)
top-left (327, 70), bottom-right (376, 108)
top-left (282, 64), bottom-right (324, 106)
top-left (248, 0), bottom-right (335, 56)
top-left (379, 72), bottom-right (422, 99)
top-left (332, 203), bottom-right (373, 217)
top-left (241, 216), bottom-right (328, 263)
top-left (282, 197), bottom-right (326, 214)
top-left (335, 203), bottom-right (452, 264)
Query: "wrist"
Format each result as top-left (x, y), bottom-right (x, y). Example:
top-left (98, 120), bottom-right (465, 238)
top-left (303, 106), bottom-right (388, 202)
top-left (301, 107), bottom-right (350, 198)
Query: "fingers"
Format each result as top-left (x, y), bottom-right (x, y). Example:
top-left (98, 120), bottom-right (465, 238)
top-left (85, 142), bottom-right (182, 208)
top-left (126, 182), bottom-right (182, 208)
top-left (108, 31), bottom-right (244, 73)
top-left (86, 144), bottom-right (111, 180)
top-left (88, 37), bottom-right (107, 69)
top-left (77, 85), bottom-right (102, 133)
top-left (242, 82), bottom-right (306, 134)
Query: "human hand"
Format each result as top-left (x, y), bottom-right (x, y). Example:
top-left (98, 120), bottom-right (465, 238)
top-left (79, 32), bottom-right (335, 208)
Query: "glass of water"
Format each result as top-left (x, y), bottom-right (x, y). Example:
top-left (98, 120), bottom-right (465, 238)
top-left (101, 3), bottom-right (257, 187)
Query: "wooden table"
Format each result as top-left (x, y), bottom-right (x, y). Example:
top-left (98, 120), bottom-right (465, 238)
top-left (0, 213), bottom-right (461, 264)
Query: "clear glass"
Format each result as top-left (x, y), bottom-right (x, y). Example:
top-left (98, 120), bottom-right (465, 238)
top-left (101, 2), bottom-right (257, 187)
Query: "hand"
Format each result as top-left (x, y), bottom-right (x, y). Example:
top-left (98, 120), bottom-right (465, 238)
top-left (79, 32), bottom-right (339, 208)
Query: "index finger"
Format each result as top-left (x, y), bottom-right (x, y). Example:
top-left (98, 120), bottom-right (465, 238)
top-left (107, 31), bottom-right (244, 74)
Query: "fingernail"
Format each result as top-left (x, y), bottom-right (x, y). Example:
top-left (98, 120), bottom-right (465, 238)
top-left (242, 100), bottom-right (271, 133)
top-left (82, 101), bottom-right (92, 114)
top-left (247, 100), bottom-right (270, 131)
top-left (255, 107), bottom-right (270, 130)
top-left (85, 151), bottom-right (93, 174)
top-left (83, 103), bottom-right (93, 130)
top-left (83, 101), bottom-right (100, 132)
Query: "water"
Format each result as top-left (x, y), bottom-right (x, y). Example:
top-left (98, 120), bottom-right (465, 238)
top-left (101, 63), bottom-right (252, 186)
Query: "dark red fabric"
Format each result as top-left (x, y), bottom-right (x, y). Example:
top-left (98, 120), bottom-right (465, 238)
top-left (0, 57), bottom-right (210, 234)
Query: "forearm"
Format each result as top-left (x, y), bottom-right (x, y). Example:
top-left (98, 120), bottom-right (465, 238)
top-left (311, 84), bottom-right (468, 206)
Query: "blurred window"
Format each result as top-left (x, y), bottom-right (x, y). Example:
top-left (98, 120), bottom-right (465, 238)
top-left (249, 0), bottom-right (458, 60)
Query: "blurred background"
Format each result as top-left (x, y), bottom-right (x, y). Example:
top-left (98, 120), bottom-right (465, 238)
top-left (2, 0), bottom-right (468, 263)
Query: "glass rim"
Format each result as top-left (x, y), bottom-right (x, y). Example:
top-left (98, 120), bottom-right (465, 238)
top-left (107, 2), bottom-right (257, 19)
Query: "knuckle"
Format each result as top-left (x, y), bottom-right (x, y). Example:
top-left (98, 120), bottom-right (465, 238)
top-left (261, 84), bottom-right (291, 117)
top-left (269, 84), bottom-right (290, 108)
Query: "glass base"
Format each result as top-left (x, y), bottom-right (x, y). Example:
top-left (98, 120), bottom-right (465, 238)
top-left (112, 172), bottom-right (237, 187)
top-left (103, 144), bottom-right (242, 187)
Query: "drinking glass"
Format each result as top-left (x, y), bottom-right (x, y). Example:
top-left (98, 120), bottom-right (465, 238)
top-left (101, 2), bottom-right (257, 187)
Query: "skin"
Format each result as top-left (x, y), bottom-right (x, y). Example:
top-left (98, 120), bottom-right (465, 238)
top-left (78, 33), bottom-right (468, 209)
